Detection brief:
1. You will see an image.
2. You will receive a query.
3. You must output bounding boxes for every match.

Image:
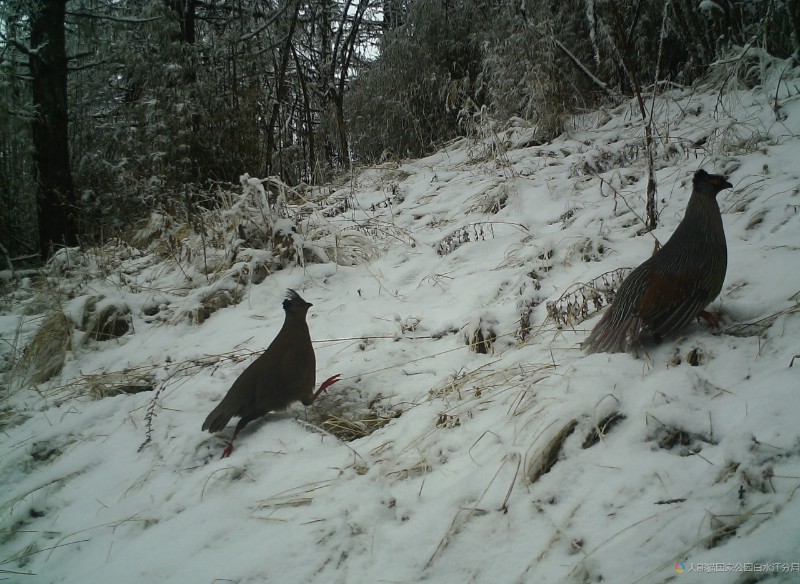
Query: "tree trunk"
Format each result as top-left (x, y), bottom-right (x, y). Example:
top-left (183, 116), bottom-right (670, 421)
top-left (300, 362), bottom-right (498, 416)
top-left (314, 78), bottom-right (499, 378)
top-left (29, 0), bottom-right (77, 259)
top-left (168, 0), bottom-right (196, 44)
top-left (328, 0), bottom-right (368, 172)
top-left (293, 45), bottom-right (317, 183)
top-left (265, 0), bottom-right (300, 177)
top-left (383, 0), bottom-right (405, 32)
top-left (788, 0), bottom-right (800, 61)
top-left (332, 93), bottom-right (349, 169)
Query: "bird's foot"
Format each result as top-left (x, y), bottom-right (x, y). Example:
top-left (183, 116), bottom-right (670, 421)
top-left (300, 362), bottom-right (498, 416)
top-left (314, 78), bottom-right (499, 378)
top-left (698, 310), bottom-right (720, 328)
top-left (313, 374), bottom-right (341, 399)
top-left (220, 442), bottom-right (235, 459)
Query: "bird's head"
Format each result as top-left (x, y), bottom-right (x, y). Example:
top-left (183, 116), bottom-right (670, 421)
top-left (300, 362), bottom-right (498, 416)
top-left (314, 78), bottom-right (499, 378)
top-left (693, 169), bottom-right (733, 194)
top-left (284, 289), bottom-right (313, 314)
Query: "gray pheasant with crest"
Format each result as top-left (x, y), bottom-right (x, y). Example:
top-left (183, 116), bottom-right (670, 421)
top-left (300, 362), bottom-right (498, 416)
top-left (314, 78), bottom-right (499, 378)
top-left (203, 289), bottom-right (340, 457)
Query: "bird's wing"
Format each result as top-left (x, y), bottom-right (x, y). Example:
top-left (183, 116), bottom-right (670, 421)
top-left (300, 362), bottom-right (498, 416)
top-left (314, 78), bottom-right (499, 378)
top-left (280, 343), bottom-right (315, 395)
top-left (636, 271), bottom-right (709, 338)
top-left (646, 290), bottom-right (708, 339)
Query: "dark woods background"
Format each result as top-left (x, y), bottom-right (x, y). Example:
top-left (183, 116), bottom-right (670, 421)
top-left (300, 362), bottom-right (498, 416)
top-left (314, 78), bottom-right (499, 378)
top-left (1, 0), bottom-right (798, 262)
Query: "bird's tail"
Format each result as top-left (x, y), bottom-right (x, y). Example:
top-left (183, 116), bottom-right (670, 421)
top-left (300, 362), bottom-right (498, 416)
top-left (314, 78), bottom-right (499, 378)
top-left (582, 308), bottom-right (642, 354)
top-left (202, 399), bottom-right (237, 433)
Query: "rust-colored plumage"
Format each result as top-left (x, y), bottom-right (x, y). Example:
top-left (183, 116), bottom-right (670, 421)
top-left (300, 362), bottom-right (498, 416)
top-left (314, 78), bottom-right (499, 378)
top-left (202, 289), bottom-right (340, 457)
top-left (582, 169), bottom-right (732, 353)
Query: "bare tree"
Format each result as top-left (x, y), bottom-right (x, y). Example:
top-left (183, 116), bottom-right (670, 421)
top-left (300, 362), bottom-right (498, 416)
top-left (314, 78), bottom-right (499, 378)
top-left (0, 2), bottom-right (38, 263)
top-left (265, 0), bottom-right (301, 177)
top-left (326, 0), bottom-right (372, 170)
top-left (789, 0), bottom-right (800, 60)
top-left (28, 0), bottom-right (78, 258)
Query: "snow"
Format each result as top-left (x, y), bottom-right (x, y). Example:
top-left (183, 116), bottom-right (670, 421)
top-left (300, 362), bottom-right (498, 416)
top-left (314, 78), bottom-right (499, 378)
top-left (3, 69), bottom-right (800, 583)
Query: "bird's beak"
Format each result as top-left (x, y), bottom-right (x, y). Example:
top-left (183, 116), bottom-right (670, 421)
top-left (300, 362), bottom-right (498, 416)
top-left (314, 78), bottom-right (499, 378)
top-left (712, 176), bottom-right (733, 190)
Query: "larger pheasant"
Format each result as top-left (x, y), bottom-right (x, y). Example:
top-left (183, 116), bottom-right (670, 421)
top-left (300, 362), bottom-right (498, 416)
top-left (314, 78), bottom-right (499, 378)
top-left (582, 169), bottom-right (732, 353)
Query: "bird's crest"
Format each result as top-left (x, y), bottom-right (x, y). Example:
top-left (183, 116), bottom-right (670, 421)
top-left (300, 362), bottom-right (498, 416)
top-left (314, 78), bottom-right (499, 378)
top-left (284, 289), bottom-right (312, 311)
top-left (693, 169), bottom-right (732, 191)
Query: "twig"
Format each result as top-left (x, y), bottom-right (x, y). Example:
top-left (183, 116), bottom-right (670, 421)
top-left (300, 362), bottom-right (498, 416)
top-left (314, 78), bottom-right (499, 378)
top-left (554, 39), bottom-right (621, 100)
top-left (138, 381), bottom-right (167, 452)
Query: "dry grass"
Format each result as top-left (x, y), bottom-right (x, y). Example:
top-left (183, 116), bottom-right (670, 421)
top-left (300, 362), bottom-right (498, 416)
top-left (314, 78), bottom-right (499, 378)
top-left (546, 267), bottom-right (631, 328)
top-left (11, 311), bottom-right (72, 390)
top-left (80, 371), bottom-right (156, 400)
top-left (306, 391), bottom-right (403, 442)
top-left (81, 299), bottom-right (131, 342)
top-left (724, 302), bottom-right (800, 337)
top-left (466, 322), bottom-right (496, 354)
top-left (525, 418), bottom-right (578, 484)
top-left (582, 412), bottom-right (626, 449)
top-left (318, 230), bottom-right (383, 266)
top-left (318, 413), bottom-right (398, 442)
top-left (251, 480), bottom-right (334, 517)
top-left (430, 360), bottom-right (553, 403)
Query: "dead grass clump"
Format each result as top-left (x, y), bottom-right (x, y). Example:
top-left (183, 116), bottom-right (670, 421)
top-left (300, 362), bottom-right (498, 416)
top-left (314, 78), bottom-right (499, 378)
top-left (251, 262), bottom-right (269, 285)
top-left (547, 267), bottom-right (630, 328)
top-left (715, 460), bottom-right (741, 484)
top-left (44, 370), bottom-right (156, 402)
top-left (307, 391), bottom-right (402, 442)
top-left (516, 295), bottom-right (543, 341)
top-left (29, 440), bottom-right (67, 464)
top-left (430, 369), bottom-right (471, 399)
top-left (429, 361), bottom-right (552, 404)
top-left (466, 320), bottom-right (497, 354)
top-left (649, 423), bottom-right (716, 456)
top-left (563, 237), bottom-right (608, 264)
top-left (83, 371), bottom-right (156, 399)
top-left (436, 412), bottom-right (462, 429)
top-left (0, 407), bottom-right (30, 433)
top-left (526, 419), bottom-right (578, 484)
top-left (705, 502), bottom-right (771, 550)
top-left (319, 412), bottom-right (398, 441)
top-left (435, 221), bottom-right (527, 256)
top-left (468, 183), bottom-right (509, 214)
top-left (13, 311), bottom-right (72, 387)
top-left (131, 212), bottom-right (174, 249)
top-left (80, 298), bottom-right (131, 342)
top-left (582, 412), bottom-right (626, 448)
top-left (380, 168), bottom-right (412, 183)
top-left (194, 287), bottom-right (244, 325)
top-left (436, 223), bottom-right (494, 256)
top-left (386, 458), bottom-right (433, 481)
top-left (319, 232), bottom-right (382, 266)
top-left (128, 175), bottom-right (346, 287)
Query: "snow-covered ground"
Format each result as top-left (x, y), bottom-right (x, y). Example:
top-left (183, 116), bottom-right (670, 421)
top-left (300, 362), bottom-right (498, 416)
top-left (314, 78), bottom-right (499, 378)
top-left (3, 62), bottom-right (800, 584)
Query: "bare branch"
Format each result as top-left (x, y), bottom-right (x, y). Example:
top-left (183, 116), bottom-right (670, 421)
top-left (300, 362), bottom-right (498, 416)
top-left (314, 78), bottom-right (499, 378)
top-left (553, 39), bottom-right (621, 100)
top-left (66, 11), bottom-right (162, 24)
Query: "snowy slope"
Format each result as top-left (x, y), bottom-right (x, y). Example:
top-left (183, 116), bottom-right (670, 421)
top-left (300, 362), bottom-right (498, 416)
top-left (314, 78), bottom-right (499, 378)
top-left (3, 66), bottom-right (800, 584)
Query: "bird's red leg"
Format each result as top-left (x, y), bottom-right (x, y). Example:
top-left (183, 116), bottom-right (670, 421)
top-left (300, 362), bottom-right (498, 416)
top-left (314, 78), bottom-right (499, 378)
top-left (698, 310), bottom-right (720, 328)
top-left (220, 425), bottom-right (243, 459)
top-left (313, 374), bottom-right (341, 399)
